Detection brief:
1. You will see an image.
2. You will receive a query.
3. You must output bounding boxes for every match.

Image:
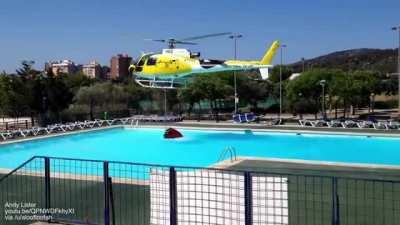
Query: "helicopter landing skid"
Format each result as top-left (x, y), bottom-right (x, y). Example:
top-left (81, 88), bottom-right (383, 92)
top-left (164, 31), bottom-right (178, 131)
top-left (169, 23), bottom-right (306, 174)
top-left (135, 78), bottom-right (183, 89)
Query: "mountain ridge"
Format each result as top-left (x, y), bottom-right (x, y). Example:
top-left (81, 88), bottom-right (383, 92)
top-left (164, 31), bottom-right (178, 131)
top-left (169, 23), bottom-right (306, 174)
top-left (290, 48), bottom-right (398, 74)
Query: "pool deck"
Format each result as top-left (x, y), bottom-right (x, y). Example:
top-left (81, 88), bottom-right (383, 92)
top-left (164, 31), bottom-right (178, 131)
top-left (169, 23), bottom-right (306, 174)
top-left (1, 121), bottom-right (400, 147)
top-left (224, 157), bottom-right (400, 181)
top-left (173, 120), bottom-right (400, 136)
top-left (0, 125), bottom-right (121, 146)
top-left (30, 223), bottom-right (64, 225)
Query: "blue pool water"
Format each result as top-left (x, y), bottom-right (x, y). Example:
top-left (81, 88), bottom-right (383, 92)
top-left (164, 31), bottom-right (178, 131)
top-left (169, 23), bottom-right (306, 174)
top-left (1, 127), bottom-right (400, 169)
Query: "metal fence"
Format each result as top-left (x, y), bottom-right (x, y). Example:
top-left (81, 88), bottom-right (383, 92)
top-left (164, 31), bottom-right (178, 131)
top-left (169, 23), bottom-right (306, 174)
top-left (1, 156), bottom-right (400, 225)
top-left (0, 119), bottom-right (34, 131)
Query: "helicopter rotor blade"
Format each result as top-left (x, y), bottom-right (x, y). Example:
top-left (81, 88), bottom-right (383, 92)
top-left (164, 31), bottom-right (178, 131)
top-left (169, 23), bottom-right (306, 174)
top-left (174, 41), bottom-right (197, 45)
top-left (179, 32), bottom-right (232, 41)
top-left (144, 39), bottom-right (166, 43)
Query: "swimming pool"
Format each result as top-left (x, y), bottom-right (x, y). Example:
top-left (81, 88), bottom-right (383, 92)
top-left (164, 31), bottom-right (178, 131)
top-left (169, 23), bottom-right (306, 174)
top-left (1, 127), bottom-right (400, 169)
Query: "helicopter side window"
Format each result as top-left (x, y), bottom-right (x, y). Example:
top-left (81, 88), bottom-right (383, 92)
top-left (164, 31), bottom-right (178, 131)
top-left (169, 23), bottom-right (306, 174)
top-left (146, 57), bottom-right (157, 66)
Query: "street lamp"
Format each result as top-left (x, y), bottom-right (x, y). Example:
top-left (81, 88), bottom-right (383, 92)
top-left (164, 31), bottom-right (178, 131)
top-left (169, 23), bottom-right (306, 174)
top-left (319, 80), bottom-right (327, 119)
top-left (391, 26), bottom-right (400, 114)
top-left (298, 92), bottom-right (303, 120)
top-left (229, 34), bottom-right (243, 114)
top-left (370, 93), bottom-right (375, 113)
top-left (279, 44), bottom-right (287, 119)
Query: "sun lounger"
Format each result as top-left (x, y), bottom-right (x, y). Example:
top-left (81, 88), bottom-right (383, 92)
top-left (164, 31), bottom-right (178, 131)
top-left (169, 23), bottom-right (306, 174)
top-left (326, 120), bottom-right (343, 128)
top-left (233, 114), bottom-right (243, 123)
top-left (83, 120), bottom-right (96, 128)
top-left (119, 117), bottom-right (132, 125)
top-left (387, 121), bottom-right (400, 130)
top-left (45, 124), bottom-right (66, 133)
top-left (0, 131), bottom-right (13, 140)
top-left (105, 119), bottom-right (117, 126)
top-left (357, 121), bottom-right (374, 129)
top-left (373, 122), bottom-right (388, 130)
top-left (96, 119), bottom-right (107, 127)
top-left (31, 127), bottom-right (48, 136)
top-left (299, 120), bottom-right (313, 126)
top-left (341, 120), bottom-right (359, 128)
top-left (270, 119), bottom-right (282, 126)
top-left (17, 129), bottom-right (32, 137)
top-left (310, 120), bottom-right (328, 127)
top-left (63, 122), bottom-right (78, 131)
top-left (233, 113), bottom-right (257, 123)
top-left (245, 113), bottom-right (256, 122)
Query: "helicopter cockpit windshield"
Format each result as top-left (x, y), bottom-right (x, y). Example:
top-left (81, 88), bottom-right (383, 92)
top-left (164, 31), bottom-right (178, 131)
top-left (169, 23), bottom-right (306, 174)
top-left (135, 54), bottom-right (152, 72)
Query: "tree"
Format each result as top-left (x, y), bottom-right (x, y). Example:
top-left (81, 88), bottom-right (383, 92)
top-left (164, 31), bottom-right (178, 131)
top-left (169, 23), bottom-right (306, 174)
top-left (124, 80), bottom-right (152, 114)
top-left (268, 65), bottom-right (293, 83)
top-left (26, 73), bottom-right (74, 125)
top-left (238, 78), bottom-right (273, 112)
top-left (178, 74), bottom-right (232, 121)
top-left (62, 72), bottom-right (94, 94)
top-left (329, 73), bottom-right (355, 118)
top-left (73, 83), bottom-right (129, 120)
top-left (0, 74), bottom-right (10, 118)
top-left (0, 75), bottom-right (30, 118)
top-left (178, 83), bottom-right (204, 117)
top-left (286, 69), bottom-right (339, 118)
top-left (16, 60), bottom-right (40, 79)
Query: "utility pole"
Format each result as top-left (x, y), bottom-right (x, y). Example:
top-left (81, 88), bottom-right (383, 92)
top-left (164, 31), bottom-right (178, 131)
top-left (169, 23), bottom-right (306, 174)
top-left (391, 26), bottom-right (400, 114)
top-left (164, 88), bottom-right (167, 120)
top-left (279, 44), bottom-right (287, 119)
top-left (229, 34), bottom-right (243, 114)
top-left (319, 80), bottom-right (327, 119)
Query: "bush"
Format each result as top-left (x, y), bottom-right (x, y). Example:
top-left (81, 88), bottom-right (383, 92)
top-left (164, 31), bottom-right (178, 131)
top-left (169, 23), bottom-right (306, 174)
top-left (374, 100), bottom-right (398, 109)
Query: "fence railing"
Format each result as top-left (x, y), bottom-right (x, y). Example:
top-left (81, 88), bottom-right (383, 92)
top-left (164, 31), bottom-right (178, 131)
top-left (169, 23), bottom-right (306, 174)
top-left (1, 156), bottom-right (400, 225)
top-left (0, 120), bottom-right (34, 131)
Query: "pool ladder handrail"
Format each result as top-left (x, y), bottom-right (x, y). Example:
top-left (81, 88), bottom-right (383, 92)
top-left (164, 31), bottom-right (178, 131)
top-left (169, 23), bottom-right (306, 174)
top-left (218, 146), bottom-right (237, 162)
top-left (130, 119), bottom-right (139, 128)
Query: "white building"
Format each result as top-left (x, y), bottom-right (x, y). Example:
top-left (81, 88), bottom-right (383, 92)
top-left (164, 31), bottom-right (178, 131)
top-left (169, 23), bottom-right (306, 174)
top-left (46, 60), bottom-right (78, 76)
top-left (82, 61), bottom-right (101, 79)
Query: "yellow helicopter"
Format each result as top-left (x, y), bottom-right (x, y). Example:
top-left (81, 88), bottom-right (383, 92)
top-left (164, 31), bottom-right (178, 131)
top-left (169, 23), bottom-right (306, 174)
top-left (129, 33), bottom-right (280, 89)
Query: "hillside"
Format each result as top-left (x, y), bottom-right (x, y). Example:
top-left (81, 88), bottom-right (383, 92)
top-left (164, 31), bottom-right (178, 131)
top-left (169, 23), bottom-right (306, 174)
top-left (291, 48), bottom-right (398, 74)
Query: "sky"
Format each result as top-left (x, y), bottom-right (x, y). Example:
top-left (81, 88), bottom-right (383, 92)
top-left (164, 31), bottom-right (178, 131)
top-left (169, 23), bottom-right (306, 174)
top-left (0, 0), bottom-right (399, 73)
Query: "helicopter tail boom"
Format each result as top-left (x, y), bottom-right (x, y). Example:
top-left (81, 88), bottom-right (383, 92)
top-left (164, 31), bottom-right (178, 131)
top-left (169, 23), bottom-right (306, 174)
top-left (224, 40), bottom-right (280, 67)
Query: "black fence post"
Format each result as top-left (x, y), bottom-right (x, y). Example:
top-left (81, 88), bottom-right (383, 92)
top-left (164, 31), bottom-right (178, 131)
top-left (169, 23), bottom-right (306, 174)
top-left (5, 122), bottom-right (8, 130)
top-left (108, 177), bottom-right (116, 225)
top-left (104, 161), bottom-right (110, 225)
top-left (169, 167), bottom-right (177, 225)
top-left (244, 172), bottom-right (253, 225)
top-left (332, 177), bottom-right (340, 225)
top-left (25, 120), bottom-right (28, 129)
top-left (44, 157), bottom-right (51, 220)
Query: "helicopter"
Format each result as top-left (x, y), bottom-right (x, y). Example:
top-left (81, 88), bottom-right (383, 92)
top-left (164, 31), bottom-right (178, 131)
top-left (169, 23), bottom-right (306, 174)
top-left (129, 32), bottom-right (280, 89)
